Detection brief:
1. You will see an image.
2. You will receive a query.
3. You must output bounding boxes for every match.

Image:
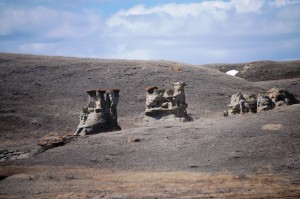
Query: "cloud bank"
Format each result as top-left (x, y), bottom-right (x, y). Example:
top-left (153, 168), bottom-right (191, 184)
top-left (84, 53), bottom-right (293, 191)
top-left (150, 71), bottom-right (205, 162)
top-left (0, 0), bottom-right (300, 64)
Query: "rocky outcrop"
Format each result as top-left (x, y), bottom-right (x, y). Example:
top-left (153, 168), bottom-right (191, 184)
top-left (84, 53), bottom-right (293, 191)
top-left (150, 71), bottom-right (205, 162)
top-left (74, 89), bottom-right (121, 136)
top-left (144, 81), bottom-right (191, 122)
top-left (0, 149), bottom-right (33, 162)
top-left (38, 135), bottom-right (74, 151)
top-left (267, 87), bottom-right (299, 106)
top-left (226, 88), bottom-right (298, 115)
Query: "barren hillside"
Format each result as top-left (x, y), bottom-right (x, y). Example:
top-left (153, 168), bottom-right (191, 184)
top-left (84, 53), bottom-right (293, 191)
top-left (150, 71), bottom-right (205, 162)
top-left (202, 60), bottom-right (300, 81)
top-left (0, 53), bottom-right (264, 142)
top-left (0, 53), bottom-right (300, 198)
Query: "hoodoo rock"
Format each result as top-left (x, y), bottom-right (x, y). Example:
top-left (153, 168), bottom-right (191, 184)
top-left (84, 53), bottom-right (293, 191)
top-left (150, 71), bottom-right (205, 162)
top-left (144, 81), bottom-right (191, 122)
top-left (74, 89), bottom-right (121, 135)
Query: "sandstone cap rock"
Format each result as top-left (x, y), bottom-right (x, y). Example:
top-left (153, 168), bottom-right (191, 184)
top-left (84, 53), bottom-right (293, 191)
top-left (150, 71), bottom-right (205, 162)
top-left (96, 89), bottom-right (106, 94)
top-left (106, 88), bottom-right (120, 93)
top-left (145, 86), bottom-right (158, 93)
top-left (86, 90), bottom-right (96, 95)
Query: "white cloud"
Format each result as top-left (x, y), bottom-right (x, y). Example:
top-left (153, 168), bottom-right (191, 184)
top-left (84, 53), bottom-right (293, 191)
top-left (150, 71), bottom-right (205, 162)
top-left (231, 0), bottom-right (265, 13)
top-left (0, 6), bottom-right (102, 38)
top-left (19, 43), bottom-right (48, 51)
top-left (106, 1), bottom-right (234, 38)
top-left (115, 1), bottom-right (231, 18)
top-left (269, 0), bottom-right (300, 7)
top-left (104, 0), bottom-right (300, 63)
top-left (106, 1), bottom-right (291, 39)
top-left (109, 45), bottom-right (152, 60)
top-left (0, 0), bottom-right (300, 64)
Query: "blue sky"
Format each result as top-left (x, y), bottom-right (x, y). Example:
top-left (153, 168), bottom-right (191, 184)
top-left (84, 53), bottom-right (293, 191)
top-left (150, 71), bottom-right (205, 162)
top-left (1, 0), bottom-right (300, 64)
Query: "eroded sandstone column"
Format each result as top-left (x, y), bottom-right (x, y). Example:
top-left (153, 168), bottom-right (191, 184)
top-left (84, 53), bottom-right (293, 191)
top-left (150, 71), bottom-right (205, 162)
top-left (74, 89), bottom-right (121, 135)
top-left (144, 81), bottom-right (192, 123)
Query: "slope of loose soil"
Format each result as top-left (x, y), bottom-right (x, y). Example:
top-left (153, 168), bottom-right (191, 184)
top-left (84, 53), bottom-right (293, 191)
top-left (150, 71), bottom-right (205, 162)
top-left (0, 53), bottom-right (263, 144)
top-left (1, 105), bottom-right (300, 198)
top-left (0, 53), bottom-right (300, 198)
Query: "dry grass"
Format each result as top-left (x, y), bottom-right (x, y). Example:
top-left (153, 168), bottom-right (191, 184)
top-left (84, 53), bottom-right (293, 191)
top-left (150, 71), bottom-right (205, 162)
top-left (1, 165), bottom-right (299, 198)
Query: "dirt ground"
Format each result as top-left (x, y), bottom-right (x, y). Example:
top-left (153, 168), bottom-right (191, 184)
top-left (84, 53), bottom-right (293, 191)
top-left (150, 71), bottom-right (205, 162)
top-left (0, 53), bottom-right (300, 198)
top-left (1, 166), bottom-right (299, 199)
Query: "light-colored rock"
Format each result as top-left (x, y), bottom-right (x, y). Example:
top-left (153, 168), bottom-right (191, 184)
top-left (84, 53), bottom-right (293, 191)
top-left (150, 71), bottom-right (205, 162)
top-left (74, 89), bottom-right (121, 135)
top-left (257, 93), bottom-right (275, 112)
top-left (172, 81), bottom-right (187, 108)
top-left (227, 92), bottom-right (251, 115)
top-left (144, 81), bottom-right (191, 123)
top-left (145, 86), bottom-right (161, 109)
top-left (17, 153), bottom-right (30, 160)
top-left (226, 88), bottom-right (298, 115)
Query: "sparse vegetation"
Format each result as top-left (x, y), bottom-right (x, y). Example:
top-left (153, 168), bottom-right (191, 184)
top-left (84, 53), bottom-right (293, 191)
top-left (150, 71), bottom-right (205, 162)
top-left (0, 54), bottom-right (300, 198)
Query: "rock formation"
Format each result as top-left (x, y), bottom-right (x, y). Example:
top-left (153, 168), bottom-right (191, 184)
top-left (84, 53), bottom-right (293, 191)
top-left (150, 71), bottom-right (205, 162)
top-left (227, 92), bottom-right (251, 115)
top-left (38, 135), bottom-right (73, 151)
top-left (257, 93), bottom-right (275, 112)
top-left (74, 89), bottom-right (121, 135)
top-left (144, 81), bottom-right (191, 122)
top-left (267, 87), bottom-right (299, 106)
top-left (226, 88), bottom-right (298, 116)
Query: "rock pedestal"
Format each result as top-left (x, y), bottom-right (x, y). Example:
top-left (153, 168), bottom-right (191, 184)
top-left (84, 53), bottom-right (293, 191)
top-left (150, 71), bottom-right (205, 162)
top-left (74, 89), bottom-right (121, 135)
top-left (144, 81), bottom-right (191, 123)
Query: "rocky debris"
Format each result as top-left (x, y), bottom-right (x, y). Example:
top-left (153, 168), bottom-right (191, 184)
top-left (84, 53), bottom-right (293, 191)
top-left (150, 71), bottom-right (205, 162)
top-left (0, 149), bottom-right (33, 162)
top-left (144, 81), bottom-right (192, 122)
top-left (74, 89), bottom-right (121, 136)
top-left (37, 135), bottom-right (74, 151)
top-left (226, 88), bottom-right (298, 115)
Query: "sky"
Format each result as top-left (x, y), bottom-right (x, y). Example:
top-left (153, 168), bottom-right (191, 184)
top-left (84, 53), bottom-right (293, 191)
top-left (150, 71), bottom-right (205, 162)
top-left (0, 0), bottom-right (300, 64)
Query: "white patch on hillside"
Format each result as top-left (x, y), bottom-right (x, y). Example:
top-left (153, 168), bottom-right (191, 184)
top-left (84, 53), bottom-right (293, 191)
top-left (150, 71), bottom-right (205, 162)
top-left (226, 70), bottom-right (239, 76)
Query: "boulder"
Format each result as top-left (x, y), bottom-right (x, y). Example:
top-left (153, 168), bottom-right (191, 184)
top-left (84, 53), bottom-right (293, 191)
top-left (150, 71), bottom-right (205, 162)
top-left (227, 92), bottom-right (252, 115)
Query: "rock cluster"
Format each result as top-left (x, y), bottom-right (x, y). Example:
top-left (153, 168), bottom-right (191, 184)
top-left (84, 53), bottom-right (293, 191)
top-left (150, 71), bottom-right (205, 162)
top-left (144, 81), bottom-right (191, 122)
top-left (226, 88), bottom-right (299, 115)
top-left (0, 149), bottom-right (32, 162)
top-left (74, 89), bottom-right (121, 135)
